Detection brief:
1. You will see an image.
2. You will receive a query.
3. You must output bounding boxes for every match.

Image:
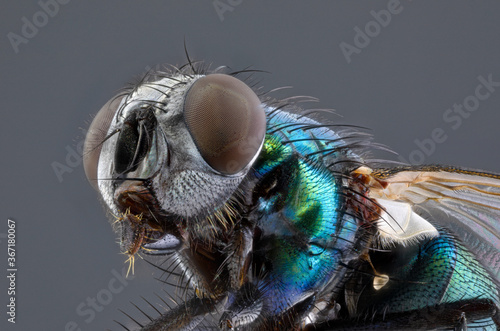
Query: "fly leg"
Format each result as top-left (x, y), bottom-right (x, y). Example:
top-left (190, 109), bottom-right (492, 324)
top-left (219, 283), bottom-right (263, 330)
top-left (455, 312), bottom-right (467, 331)
top-left (141, 296), bottom-right (222, 331)
top-left (226, 218), bottom-right (254, 290)
top-left (311, 298), bottom-right (499, 330)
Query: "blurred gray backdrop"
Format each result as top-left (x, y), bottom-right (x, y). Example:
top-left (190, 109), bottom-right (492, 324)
top-left (1, 1), bottom-right (500, 330)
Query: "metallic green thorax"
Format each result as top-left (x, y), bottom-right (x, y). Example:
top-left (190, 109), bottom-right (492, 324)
top-left (229, 108), bottom-right (361, 320)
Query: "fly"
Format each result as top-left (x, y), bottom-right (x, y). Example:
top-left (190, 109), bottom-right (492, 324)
top-left (83, 57), bottom-right (500, 330)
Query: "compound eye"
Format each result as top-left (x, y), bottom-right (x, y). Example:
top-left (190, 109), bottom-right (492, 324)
top-left (183, 74), bottom-right (266, 174)
top-left (83, 95), bottom-right (124, 190)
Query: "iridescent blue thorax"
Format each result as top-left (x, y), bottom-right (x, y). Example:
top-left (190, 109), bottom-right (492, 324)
top-left (244, 107), bottom-right (361, 316)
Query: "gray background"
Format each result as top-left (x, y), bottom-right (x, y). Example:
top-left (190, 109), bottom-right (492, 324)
top-left (1, 1), bottom-right (500, 330)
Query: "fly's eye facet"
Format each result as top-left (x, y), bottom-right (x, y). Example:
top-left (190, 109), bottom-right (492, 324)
top-left (184, 74), bottom-right (266, 174)
top-left (83, 96), bottom-right (124, 190)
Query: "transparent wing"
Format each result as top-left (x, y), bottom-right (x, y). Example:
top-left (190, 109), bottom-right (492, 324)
top-left (358, 165), bottom-right (500, 281)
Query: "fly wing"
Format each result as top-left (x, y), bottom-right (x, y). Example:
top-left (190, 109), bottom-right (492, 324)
top-left (356, 165), bottom-right (500, 281)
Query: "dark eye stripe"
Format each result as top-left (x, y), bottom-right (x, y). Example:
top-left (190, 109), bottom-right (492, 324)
top-left (183, 74), bottom-right (266, 174)
top-left (114, 108), bottom-right (157, 176)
